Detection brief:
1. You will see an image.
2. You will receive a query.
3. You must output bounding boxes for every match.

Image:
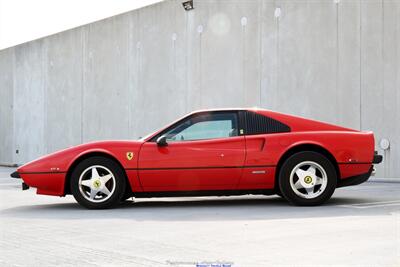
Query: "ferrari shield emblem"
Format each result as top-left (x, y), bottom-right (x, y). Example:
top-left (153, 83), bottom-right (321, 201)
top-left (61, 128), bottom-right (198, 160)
top-left (126, 152), bottom-right (134, 161)
top-left (93, 180), bottom-right (101, 188)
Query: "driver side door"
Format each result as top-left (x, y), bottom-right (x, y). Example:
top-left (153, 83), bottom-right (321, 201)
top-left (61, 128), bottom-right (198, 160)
top-left (138, 111), bottom-right (245, 192)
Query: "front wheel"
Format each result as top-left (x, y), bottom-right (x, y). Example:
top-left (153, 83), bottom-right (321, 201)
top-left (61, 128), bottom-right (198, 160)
top-left (278, 151), bottom-right (337, 206)
top-left (70, 156), bottom-right (126, 209)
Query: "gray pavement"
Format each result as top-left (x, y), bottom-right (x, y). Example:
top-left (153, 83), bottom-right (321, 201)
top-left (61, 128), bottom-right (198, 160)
top-left (0, 167), bottom-right (399, 267)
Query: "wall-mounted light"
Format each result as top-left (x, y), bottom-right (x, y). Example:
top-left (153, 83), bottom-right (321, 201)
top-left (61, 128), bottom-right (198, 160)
top-left (380, 138), bottom-right (390, 150)
top-left (274, 7), bottom-right (281, 18)
top-left (241, 17), bottom-right (248, 27)
top-left (182, 1), bottom-right (194, 11)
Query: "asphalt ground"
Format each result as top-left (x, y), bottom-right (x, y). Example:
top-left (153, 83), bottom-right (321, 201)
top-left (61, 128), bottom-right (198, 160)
top-left (0, 167), bottom-right (399, 267)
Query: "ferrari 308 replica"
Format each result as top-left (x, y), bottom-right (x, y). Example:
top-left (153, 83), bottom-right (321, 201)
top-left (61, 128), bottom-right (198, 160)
top-left (11, 108), bottom-right (382, 209)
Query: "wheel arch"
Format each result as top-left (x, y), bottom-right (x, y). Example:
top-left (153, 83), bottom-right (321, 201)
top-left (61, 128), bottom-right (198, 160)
top-left (274, 143), bottom-right (340, 191)
top-left (64, 151), bottom-right (130, 195)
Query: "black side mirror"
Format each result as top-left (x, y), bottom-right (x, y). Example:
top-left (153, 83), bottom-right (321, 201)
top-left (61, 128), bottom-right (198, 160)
top-left (156, 135), bottom-right (168, 146)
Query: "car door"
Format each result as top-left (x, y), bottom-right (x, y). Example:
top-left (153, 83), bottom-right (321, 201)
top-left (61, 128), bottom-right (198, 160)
top-left (238, 110), bottom-right (291, 190)
top-left (138, 111), bottom-right (245, 191)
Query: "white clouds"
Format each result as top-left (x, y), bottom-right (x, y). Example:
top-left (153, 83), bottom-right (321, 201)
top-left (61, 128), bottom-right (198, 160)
top-left (0, 0), bottom-right (162, 49)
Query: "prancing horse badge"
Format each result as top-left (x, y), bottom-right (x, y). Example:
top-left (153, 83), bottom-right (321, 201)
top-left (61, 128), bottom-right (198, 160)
top-left (126, 152), bottom-right (134, 160)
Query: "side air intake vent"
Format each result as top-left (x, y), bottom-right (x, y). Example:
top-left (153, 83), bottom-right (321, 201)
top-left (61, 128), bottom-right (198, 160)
top-left (245, 111), bottom-right (290, 135)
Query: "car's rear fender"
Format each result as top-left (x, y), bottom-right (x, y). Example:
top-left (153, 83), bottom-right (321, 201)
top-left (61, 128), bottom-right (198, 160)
top-left (275, 142), bottom-right (340, 184)
top-left (273, 131), bottom-right (374, 184)
top-left (278, 131), bottom-right (375, 165)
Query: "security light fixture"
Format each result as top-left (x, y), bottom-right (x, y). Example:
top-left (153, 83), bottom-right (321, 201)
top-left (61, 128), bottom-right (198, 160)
top-left (182, 0), bottom-right (194, 11)
top-left (274, 7), bottom-right (281, 18)
top-left (380, 138), bottom-right (390, 150)
top-left (241, 17), bottom-right (248, 26)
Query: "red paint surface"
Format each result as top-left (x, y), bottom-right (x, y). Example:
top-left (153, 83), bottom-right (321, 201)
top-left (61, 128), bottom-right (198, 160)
top-left (138, 136), bottom-right (245, 191)
top-left (17, 109), bottom-right (377, 197)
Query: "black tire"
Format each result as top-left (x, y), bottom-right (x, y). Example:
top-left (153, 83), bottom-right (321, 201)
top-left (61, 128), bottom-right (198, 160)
top-left (278, 151), bottom-right (337, 206)
top-left (70, 156), bottom-right (126, 209)
top-left (122, 191), bottom-right (134, 202)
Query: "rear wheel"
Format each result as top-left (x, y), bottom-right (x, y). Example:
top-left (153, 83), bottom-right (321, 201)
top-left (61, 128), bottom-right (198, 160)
top-left (278, 151), bottom-right (337, 206)
top-left (70, 156), bottom-right (126, 209)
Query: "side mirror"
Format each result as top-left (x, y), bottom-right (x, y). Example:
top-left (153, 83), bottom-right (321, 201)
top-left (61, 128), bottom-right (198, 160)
top-left (156, 135), bottom-right (168, 147)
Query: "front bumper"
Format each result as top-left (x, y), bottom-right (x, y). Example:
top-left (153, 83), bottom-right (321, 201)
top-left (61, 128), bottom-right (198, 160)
top-left (10, 171), bottom-right (65, 195)
top-left (10, 171), bottom-right (20, 178)
top-left (10, 171), bottom-right (30, 190)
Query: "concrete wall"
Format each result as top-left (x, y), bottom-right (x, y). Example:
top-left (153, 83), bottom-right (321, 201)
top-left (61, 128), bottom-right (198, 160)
top-left (0, 0), bottom-right (399, 177)
top-left (0, 48), bottom-right (14, 164)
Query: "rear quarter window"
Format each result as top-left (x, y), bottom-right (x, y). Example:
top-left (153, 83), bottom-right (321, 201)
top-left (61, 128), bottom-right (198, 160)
top-left (244, 111), bottom-right (290, 135)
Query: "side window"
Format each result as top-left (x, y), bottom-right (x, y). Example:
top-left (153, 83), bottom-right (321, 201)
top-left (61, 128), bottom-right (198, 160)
top-left (163, 112), bottom-right (238, 142)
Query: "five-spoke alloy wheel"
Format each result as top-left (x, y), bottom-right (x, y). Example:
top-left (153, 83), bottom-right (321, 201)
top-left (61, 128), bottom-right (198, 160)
top-left (278, 151), bottom-right (337, 206)
top-left (289, 161), bottom-right (328, 199)
top-left (78, 165), bottom-right (116, 203)
top-left (71, 156), bottom-right (126, 209)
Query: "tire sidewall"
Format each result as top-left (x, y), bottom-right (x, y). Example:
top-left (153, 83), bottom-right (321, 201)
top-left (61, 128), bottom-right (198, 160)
top-left (70, 156), bottom-right (126, 209)
top-left (278, 151), bottom-right (337, 206)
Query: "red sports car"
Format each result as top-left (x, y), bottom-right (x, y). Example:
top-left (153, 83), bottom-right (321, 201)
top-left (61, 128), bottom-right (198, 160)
top-left (11, 108), bottom-right (382, 209)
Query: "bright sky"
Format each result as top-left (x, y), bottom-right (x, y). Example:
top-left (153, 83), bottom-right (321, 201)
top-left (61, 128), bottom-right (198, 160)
top-left (0, 0), bottom-right (163, 50)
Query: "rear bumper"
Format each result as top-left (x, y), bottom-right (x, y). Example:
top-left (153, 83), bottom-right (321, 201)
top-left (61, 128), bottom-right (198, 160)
top-left (337, 166), bottom-right (373, 188)
top-left (373, 151), bottom-right (383, 164)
